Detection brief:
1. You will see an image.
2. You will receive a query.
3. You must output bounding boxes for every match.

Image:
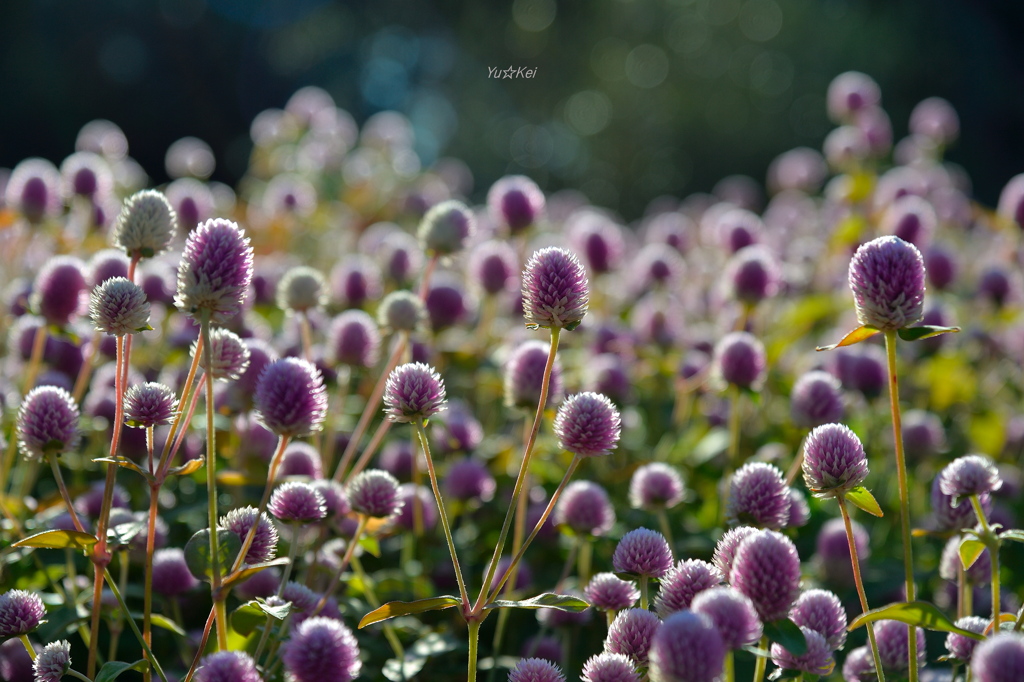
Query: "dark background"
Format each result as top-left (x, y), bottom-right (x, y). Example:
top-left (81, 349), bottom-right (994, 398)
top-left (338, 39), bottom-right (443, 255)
top-left (2, 0), bottom-right (1023, 216)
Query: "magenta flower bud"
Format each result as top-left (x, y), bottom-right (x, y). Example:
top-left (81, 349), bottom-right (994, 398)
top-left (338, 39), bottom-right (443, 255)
top-left (195, 651), bottom-right (262, 682)
top-left (939, 454), bottom-right (1003, 501)
top-left (0, 590), bottom-right (46, 637)
top-left (770, 626), bottom-right (834, 676)
top-left (0, 636), bottom-right (34, 682)
top-left (521, 247), bottom-right (590, 331)
top-left (32, 256), bottom-right (88, 327)
top-left (166, 177), bottom-right (214, 230)
top-left (713, 527), bottom-right (758, 578)
top-left (848, 236), bottom-right (926, 331)
top-left (76, 480), bottom-right (129, 519)
top-left (277, 266), bottom-right (327, 314)
top-left (418, 200), bottom-right (474, 256)
top-left (444, 457), bottom-right (496, 503)
top-left (379, 231), bottom-right (422, 286)
top-left (383, 362), bottom-right (447, 423)
top-left (89, 277), bottom-right (150, 336)
top-left (488, 175), bottom-right (544, 234)
top-left (113, 189), bottom-right (177, 259)
top-left (767, 147), bottom-right (827, 194)
top-left (32, 640), bottom-right (71, 682)
top-left (814, 517), bottom-right (869, 586)
top-left (802, 423), bottom-right (869, 497)
top-left (88, 249), bottom-right (130, 286)
top-left (998, 173), bottom-right (1024, 229)
top-left (855, 106), bottom-right (893, 157)
top-left (283, 616), bottom-right (361, 682)
top-left (555, 481), bottom-right (616, 536)
top-left (278, 442), bottom-right (324, 479)
top-left (925, 246), bottom-right (957, 291)
top-left (491, 556), bottom-right (533, 593)
top-left (60, 151), bottom-right (111, 198)
top-left (655, 559), bottom-right (724, 618)
top-left (827, 71), bottom-right (881, 122)
top-left (378, 440), bottom-right (415, 480)
top-left (910, 97), bottom-right (959, 144)
top-left (712, 332), bottom-right (766, 390)
top-left (586, 353), bottom-right (631, 406)
top-left (645, 212), bottom-right (693, 253)
top-left (727, 462), bottom-right (791, 529)
top-left (569, 212), bottom-right (625, 274)
top-left (330, 255), bottom-right (383, 310)
top-left (269, 482), bottom-right (327, 523)
top-left (6, 158), bottom-right (61, 223)
top-left (471, 240), bottom-right (519, 295)
top-left (152, 547), bottom-right (200, 596)
top-left (648, 611), bottom-right (725, 682)
top-left (940, 535), bottom-right (990, 585)
top-left (554, 392), bottom-right (621, 457)
top-left (633, 244), bottom-right (685, 291)
top-left (347, 469), bottom-right (403, 519)
top-left (123, 382), bottom-right (177, 428)
top-left (881, 195), bottom-right (937, 249)
top-left (425, 280), bottom-right (469, 331)
top-left (629, 463), bottom-right (686, 511)
top-left (788, 489), bottom-right (810, 528)
top-left (508, 658), bottom-right (565, 682)
top-left (715, 208), bottom-right (763, 254)
top-left (790, 371), bottom-right (845, 429)
top-left (874, 620), bottom-right (926, 673)
top-left (310, 479), bottom-right (349, 518)
top-left (971, 632), bottom-right (1024, 682)
top-left (842, 646), bottom-right (874, 681)
top-left (17, 386), bottom-right (80, 460)
top-left (613, 528), bottom-right (674, 579)
top-left (690, 586), bottom-right (762, 650)
top-left (395, 484), bottom-right (437, 531)
top-left (175, 218), bottom-right (254, 324)
top-left (221, 506), bottom-right (279, 564)
top-left (254, 358), bottom-right (328, 437)
top-left (328, 310), bottom-right (380, 369)
top-left (726, 245), bottom-right (780, 305)
top-left (377, 290), bottom-right (426, 333)
top-left (606, 608), bottom-right (662, 665)
top-left (432, 401), bottom-right (483, 455)
top-left (978, 266), bottom-right (1013, 307)
top-left (505, 340), bottom-right (564, 410)
top-left (582, 652), bottom-right (639, 682)
top-left (585, 573), bottom-right (640, 612)
top-left (945, 616), bottom-right (988, 662)
top-left (729, 530), bottom-right (802, 623)
top-left (263, 173), bottom-right (316, 216)
top-left (790, 589), bottom-right (847, 650)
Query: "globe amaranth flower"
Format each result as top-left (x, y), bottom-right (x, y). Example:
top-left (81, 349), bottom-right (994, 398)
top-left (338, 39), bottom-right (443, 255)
top-left (931, 474), bottom-right (991, 532)
top-left (712, 526), bottom-right (758, 578)
top-left (655, 559), bottom-right (724, 618)
top-left (278, 441), bottom-right (323, 479)
top-left (729, 529), bottom-right (802, 623)
top-left (282, 616), bottom-right (361, 682)
top-left (329, 310), bottom-right (380, 369)
top-left (418, 200), bottom-right (475, 256)
top-left (192, 327), bottom-right (251, 382)
top-left (89, 276), bottom-right (151, 337)
top-left (269, 482), bottom-right (327, 523)
top-left (789, 589), bottom-right (847, 650)
top-left (395, 484), bottom-right (437, 532)
top-left (220, 506), bottom-right (278, 564)
top-left (770, 627), bottom-right (834, 677)
top-left (17, 386), bottom-right (80, 460)
top-left (195, 651), bottom-right (263, 682)
top-left (175, 218), bottom-right (254, 324)
top-left (848, 236), bottom-right (925, 331)
top-left (727, 462), bottom-right (791, 530)
top-left (648, 611), bottom-right (725, 682)
top-left (277, 265), bottom-right (327, 314)
top-left (508, 658), bottom-right (565, 682)
top-left (712, 332), bottom-right (766, 390)
top-left (432, 401), bottom-right (483, 455)
top-left (471, 240), bottom-right (519, 295)
top-left (971, 632), bottom-right (1024, 682)
top-left (787, 489), bottom-right (810, 528)
top-left (874, 620), bottom-right (926, 673)
top-left (32, 640), bottom-right (71, 682)
top-left (5, 157), bottom-right (61, 223)
top-left (939, 454), bottom-right (1003, 501)
top-left (330, 255), bottom-right (383, 309)
top-left (690, 586), bottom-right (762, 650)
top-left (347, 469), bottom-right (403, 519)
top-left (0, 589), bottom-right (46, 637)
top-left (612, 528), bottom-right (674, 579)
top-left (606, 608), bottom-right (662, 665)
top-left (521, 247), bottom-right (590, 331)
top-left (113, 189), bottom-right (177, 258)
top-left (254, 358), bottom-right (328, 437)
top-left (377, 290), bottom-right (426, 333)
top-left (802, 423), bottom-right (869, 497)
top-left (584, 573), bottom-right (640, 612)
top-left (827, 71), bottom-right (880, 122)
top-left (902, 408), bottom-right (947, 462)
top-left (505, 340), bottom-right (564, 410)
top-left (790, 370), bottom-right (845, 429)
top-left (554, 392), bottom-right (621, 457)
top-left (152, 548), bottom-right (200, 596)
top-left (383, 362), bottom-right (447, 423)
top-left (629, 462), bottom-right (686, 511)
top-left (32, 256), bottom-right (88, 327)
top-left (444, 457), bottom-right (496, 503)
top-left (581, 652), bottom-right (639, 682)
top-left (88, 249), bottom-right (129, 287)
top-left (939, 534), bottom-right (990, 586)
top-left (945, 616), bottom-right (988, 663)
top-left (998, 173), bottom-right (1024, 229)
top-left (522, 635), bottom-right (561, 664)
top-left (842, 646), bottom-right (874, 682)
top-left (123, 382), bottom-right (177, 428)
top-left (555, 481), bottom-right (616, 536)
top-left (726, 245), bottom-right (780, 305)
top-left (488, 174), bottom-right (545, 234)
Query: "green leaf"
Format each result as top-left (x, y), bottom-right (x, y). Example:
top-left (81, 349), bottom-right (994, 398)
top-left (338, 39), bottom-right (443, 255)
top-left (12, 529), bottom-right (98, 551)
top-left (844, 486), bottom-right (884, 518)
top-left (764, 618), bottom-right (807, 656)
top-left (848, 601), bottom-right (985, 640)
top-left (168, 457), bottom-right (205, 477)
top-left (959, 539), bottom-right (987, 570)
top-left (816, 326), bottom-right (880, 352)
top-left (999, 529), bottom-right (1024, 544)
top-left (231, 598), bottom-right (292, 636)
top-left (93, 456), bottom-right (151, 480)
top-left (95, 659), bottom-right (149, 682)
top-left (183, 529), bottom-right (242, 583)
top-left (897, 325), bottom-right (961, 342)
top-left (484, 592), bottom-right (591, 613)
top-left (741, 645), bottom-right (771, 659)
top-left (358, 596), bottom-right (462, 629)
top-left (108, 520), bottom-right (146, 547)
top-left (222, 558), bottom-right (291, 590)
top-left (359, 535), bottom-right (381, 558)
top-left (151, 613), bottom-right (186, 636)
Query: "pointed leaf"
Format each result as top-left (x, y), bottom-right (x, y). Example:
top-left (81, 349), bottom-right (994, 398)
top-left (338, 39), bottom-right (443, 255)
top-left (358, 596), bottom-right (462, 629)
top-left (183, 529), bottom-right (242, 583)
top-left (959, 539), bottom-right (987, 570)
top-left (897, 325), bottom-right (961, 342)
top-left (763, 618), bottom-right (807, 656)
top-left (168, 457), bottom-right (204, 477)
top-left (93, 456), bottom-right (151, 479)
top-left (108, 520), bottom-right (146, 547)
top-left (848, 601), bottom-right (985, 640)
top-left (231, 598), bottom-right (292, 636)
top-left (484, 592), bottom-right (591, 613)
top-left (95, 659), bottom-right (149, 682)
top-left (150, 613), bottom-right (186, 636)
top-left (222, 557), bottom-right (291, 590)
top-left (816, 326), bottom-right (880, 352)
top-left (844, 486), bottom-right (884, 518)
top-left (12, 529), bottom-right (98, 551)
top-left (742, 645), bottom-right (771, 659)
top-left (359, 535), bottom-right (381, 558)
top-left (999, 529), bottom-right (1024, 544)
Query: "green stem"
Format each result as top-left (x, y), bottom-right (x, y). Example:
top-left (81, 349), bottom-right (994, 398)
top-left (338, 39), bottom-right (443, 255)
top-left (883, 329), bottom-right (917, 682)
top-left (345, 417), bottom-right (393, 482)
top-left (48, 455), bottom-right (86, 532)
top-left (970, 494), bottom-right (1000, 624)
top-left (153, 338), bottom-right (203, 483)
top-left (19, 635), bottom-right (36, 659)
top-left (312, 515), bottom-right (368, 616)
top-left (253, 523), bottom-right (303, 664)
top-left (752, 634), bottom-right (768, 682)
top-left (640, 575), bottom-right (649, 611)
top-left (578, 536), bottom-right (593, 587)
top-left (102, 567), bottom-right (168, 682)
top-left (657, 508), bottom-right (675, 559)
top-left (725, 649), bottom-right (734, 682)
top-left (199, 317), bottom-right (226, 650)
top-left (722, 384), bottom-right (742, 525)
top-left (837, 496), bottom-right (887, 682)
top-left (467, 619), bottom-right (481, 682)
top-left (143, 431), bottom-right (158, 682)
top-left (67, 670), bottom-right (94, 682)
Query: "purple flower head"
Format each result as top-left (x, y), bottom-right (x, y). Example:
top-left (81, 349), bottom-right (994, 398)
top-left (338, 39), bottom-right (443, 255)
top-left (633, 244), bottom-right (685, 290)
top-left (113, 189), bottom-right (177, 259)
top-left (0, 590), bottom-right (46, 637)
top-left (425, 280), bottom-right (469, 331)
top-left (715, 208), bottom-right (763, 253)
top-left (569, 212), bottom-right (625, 274)
top-left (770, 626), bottom-right (835, 676)
top-left (848, 236), bottom-right (926, 331)
top-left (606, 608), bottom-right (662, 665)
top-left (88, 249), bottom-right (130, 286)
top-left (0, 636), bottom-right (35, 682)
top-left (978, 266), bottom-right (1013, 307)
top-left (444, 457), bottom-right (496, 503)
top-left (32, 640), bottom-right (71, 682)
top-left (491, 556), bottom-right (533, 593)
top-left (925, 246), bottom-right (957, 291)
top-left (945, 616), bottom-right (988, 662)
top-left (648, 610), bottom-right (725, 682)
top-left (726, 245), bottom-right (780, 305)
top-left (167, 177), bottom-right (214, 230)
top-left (32, 256), bottom-right (88, 327)
top-left (508, 658), bottom-right (565, 682)
top-left (278, 442), bottom-right (324, 479)
top-left (730, 529), bottom-right (802, 623)
top-left (17, 385), bottom-right (80, 460)
top-left (842, 646), bottom-right (874, 682)
top-left (629, 463), bottom-right (686, 511)
top-left (856, 106), bottom-right (893, 156)
top-left (827, 71), bottom-right (881, 122)
top-left (175, 218), bottom-right (254, 324)
top-left (998, 173), bottom-right (1024, 229)
top-left (903, 409), bottom-right (946, 461)
top-left (89, 277), bottom-right (150, 337)
top-left (383, 362), bottom-right (447, 423)
top-left (152, 547), bottom-right (199, 596)
top-left (581, 652), bottom-right (639, 682)
top-left (282, 616), bottom-right (361, 682)
top-left (395, 484), bottom-right (437, 531)
top-left (874, 619), bottom-right (926, 673)
top-left (254, 358), bottom-right (328, 437)
top-left (330, 255), bottom-right (383, 309)
top-left (584, 573), bottom-right (640, 612)
top-left (727, 462), bottom-right (791, 530)
top-left (195, 651), bottom-right (263, 682)
top-left (280, 582), bottom-right (319, 620)
top-left (802, 423), bottom-right (869, 496)
top-left (555, 481), bottom-right (616, 536)
top-left (939, 454), bottom-right (1003, 501)
top-left (471, 240), bottom-right (519, 295)
top-left (379, 231), bottom-right (423, 286)
top-left (75, 480), bottom-right (129, 519)
top-left (234, 339), bottom-right (278, 397)
top-left (713, 527), bottom-right (758, 578)
top-left (645, 211), bottom-right (693, 253)
top-left (882, 195), bottom-right (937, 249)
top-left (263, 173), bottom-right (316, 216)
top-left (432, 401), bottom-right (484, 455)
top-left (310, 479), bottom-right (349, 518)
top-left (277, 266), bottom-right (327, 314)
top-left (586, 353), bottom-right (631, 405)
top-left (940, 535), bottom-right (990, 585)
top-left (790, 589), bottom-right (847, 650)
top-left (488, 175), bottom-right (545, 234)
top-left (787, 489), bottom-right (810, 527)
top-left (328, 310), bottom-right (380, 369)
top-left (418, 200), bottom-right (475, 256)
top-left (971, 632), bottom-right (1024, 682)
top-left (712, 332), bottom-right (766, 390)
top-left (60, 151), bottom-right (112, 199)
top-left (790, 370), bottom-right (845, 429)
top-left (554, 392), bottom-right (621, 457)
top-left (269, 482), bottom-right (327, 523)
top-left (377, 290), bottom-right (426, 333)
top-left (505, 340), bottom-right (564, 410)
top-left (6, 158), bottom-right (61, 223)
top-left (655, 559), bottom-right (725, 618)
top-left (613, 528), bottom-right (674, 579)
top-left (193, 328), bottom-right (250, 382)
top-left (521, 247), bottom-right (590, 331)
top-left (691, 586), bottom-right (762, 650)
top-left (910, 96), bottom-right (959, 144)
top-left (814, 517), bottom-right (868, 586)
top-left (767, 147), bottom-right (827, 194)
top-left (347, 469), bottom-right (403, 519)
top-left (378, 440), bottom-right (415, 480)
top-left (220, 506), bottom-right (279, 564)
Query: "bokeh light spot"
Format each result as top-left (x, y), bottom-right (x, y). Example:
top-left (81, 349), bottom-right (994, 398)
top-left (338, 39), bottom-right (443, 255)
top-left (566, 91), bottom-right (612, 136)
top-left (749, 50), bottom-right (793, 96)
top-left (513, 0), bottom-right (556, 32)
top-left (739, 0), bottom-right (783, 42)
top-left (626, 44), bottom-right (669, 89)
top-left (510, 124), bottom-right (554, 168)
